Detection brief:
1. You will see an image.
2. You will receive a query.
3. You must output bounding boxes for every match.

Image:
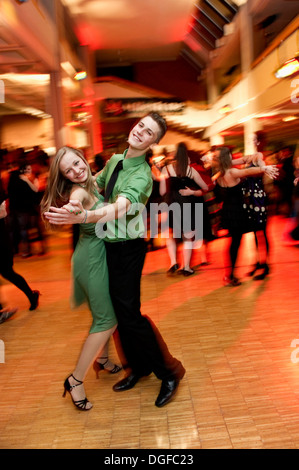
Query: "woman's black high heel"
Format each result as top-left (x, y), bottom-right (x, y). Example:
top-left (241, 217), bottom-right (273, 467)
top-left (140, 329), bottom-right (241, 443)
top-left (167, 264), bottom-right (179, 274)
top-left (62, 374), bottom-right (92, 411)
top-left (93, 357), bottom-right (122, 378)
top-left (29, 290), bottom-right (40, 311)
top-left (253, 263), bottom-right (269, 280)
top-left (247, 262), bottom-right (261, 277)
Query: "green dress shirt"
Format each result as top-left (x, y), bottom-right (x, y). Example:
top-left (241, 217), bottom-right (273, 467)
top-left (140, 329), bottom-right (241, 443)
top-left (96, 149), bottom-right (153, 242)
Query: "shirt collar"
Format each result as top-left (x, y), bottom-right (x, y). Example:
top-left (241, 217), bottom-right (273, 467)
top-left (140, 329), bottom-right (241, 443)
top-left (122, 148), bottom-right (146, 169)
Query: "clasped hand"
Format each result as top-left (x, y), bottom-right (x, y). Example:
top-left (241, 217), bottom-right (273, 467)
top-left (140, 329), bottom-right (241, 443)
top-left (264, 165), bottom-right (279, 180)
top-left (44, 200), bottom-right (84, 225)
top-left (179, 187), bottom-right (193, 196)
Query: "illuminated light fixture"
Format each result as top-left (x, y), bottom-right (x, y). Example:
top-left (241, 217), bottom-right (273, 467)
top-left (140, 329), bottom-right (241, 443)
top-left (74, 70), bottom-right (87, 81)
top-left (257, 112), bottom-right (278, 118)
top-left (66, 121), bottom-right (81, 127)
top-left (219, 104), bottom-right (231, 115)
top-left (282, 115), bottom-right (298, 122)
top-left (274, 54), bottom-right (299, 79)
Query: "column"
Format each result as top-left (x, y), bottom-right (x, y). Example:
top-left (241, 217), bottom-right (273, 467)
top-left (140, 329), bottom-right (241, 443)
top-left (243, 118), bottom-right (263, 156)
top-left (210, 134), bottom-right (224, 147)
top-left (239, 2), bottom-right (257, 155)
top-left (239, 2), bottom-right (254, 75)
top-left (206, 64), bottom-right (218, 106)
top-left (49, 71), bottom-right (67, 150)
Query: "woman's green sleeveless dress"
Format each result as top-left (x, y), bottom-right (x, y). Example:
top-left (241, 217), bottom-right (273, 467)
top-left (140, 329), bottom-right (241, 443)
top-left (71, 192), bottom-right (117, 333)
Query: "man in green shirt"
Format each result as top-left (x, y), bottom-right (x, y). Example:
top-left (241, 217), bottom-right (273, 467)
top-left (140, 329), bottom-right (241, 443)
top-left (45, 113), bottom-right (185, 407)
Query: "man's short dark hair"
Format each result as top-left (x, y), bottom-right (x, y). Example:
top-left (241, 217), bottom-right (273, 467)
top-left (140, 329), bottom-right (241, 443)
top-left (147, 112), bottom-right (167, 143)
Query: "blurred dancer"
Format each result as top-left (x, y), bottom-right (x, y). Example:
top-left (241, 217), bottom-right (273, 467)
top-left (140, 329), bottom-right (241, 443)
top-left (0, 188), bottom-right (18, 325)
top-left (159, 142), bottom-right (208, 275)
top-left (0, 181), bottom-right (39, 313)
top-left (7, 163), bottom-right (39, 257)
top-left (213, 147), bottom-right (278, 286)
top-left (242, 135), bottom-right (271, 279)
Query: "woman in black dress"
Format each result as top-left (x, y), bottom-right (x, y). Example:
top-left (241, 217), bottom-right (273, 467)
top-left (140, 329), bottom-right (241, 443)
top-left (159, 142), bottom-right (208, 275)
top-left (213, 147), bottom-right (278, 286)
top-left (242, 149), bottom-right (270, 280)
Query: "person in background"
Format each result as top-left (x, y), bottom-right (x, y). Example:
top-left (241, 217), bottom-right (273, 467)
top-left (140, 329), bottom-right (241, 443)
top-left (242, 134), bottom-right (272, 280)
top-left (159, 142), bottom-right (209, 275)
top-left (189, 150), bottom-right (216, 265)
top-left (0, 178), bottom-right (39, 314)
top-left (7, 163), bottom-right (44, 257)
top-left (212, 147), bottom-right (278, 286)
top-left (145, 149), bottom-right (164, 251)
top-left (0, 197), bottom-right (18, 325)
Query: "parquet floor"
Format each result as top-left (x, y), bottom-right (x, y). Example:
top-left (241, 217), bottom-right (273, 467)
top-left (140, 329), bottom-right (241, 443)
top-left (0, 215), bottom-right (299, 449)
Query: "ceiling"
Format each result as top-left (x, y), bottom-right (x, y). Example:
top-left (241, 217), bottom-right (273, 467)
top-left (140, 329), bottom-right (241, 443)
top-left (0, 0), bottom-right (299, 145)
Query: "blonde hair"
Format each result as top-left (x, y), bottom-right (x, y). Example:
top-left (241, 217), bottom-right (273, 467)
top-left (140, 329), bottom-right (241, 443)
top-left (41, 146), bottom-right (94, 229)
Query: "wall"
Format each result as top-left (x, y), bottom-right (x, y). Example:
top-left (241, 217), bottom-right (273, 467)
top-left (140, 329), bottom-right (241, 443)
top-left (157, 129), bottom-right (209, 154)
top-left (135, 58), bottom-right (207, 103)
top-left (0, 115), bottom-right (54, 152)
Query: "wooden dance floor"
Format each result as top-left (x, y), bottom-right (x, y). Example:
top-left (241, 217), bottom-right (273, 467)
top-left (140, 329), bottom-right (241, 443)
top-left (1, 215), bottom-right (299, 449)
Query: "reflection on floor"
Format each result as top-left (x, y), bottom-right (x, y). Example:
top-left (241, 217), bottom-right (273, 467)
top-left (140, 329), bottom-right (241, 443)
top-left (0, 215), bottom-right (299, 449)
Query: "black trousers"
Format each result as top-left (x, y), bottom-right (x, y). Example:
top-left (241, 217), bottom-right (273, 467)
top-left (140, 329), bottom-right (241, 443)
top-left (105, 238), bottom-right (182, 380)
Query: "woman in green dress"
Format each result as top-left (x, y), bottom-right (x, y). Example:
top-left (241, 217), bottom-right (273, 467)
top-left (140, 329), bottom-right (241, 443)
top-left (41, 146), bottom-right (121, 411)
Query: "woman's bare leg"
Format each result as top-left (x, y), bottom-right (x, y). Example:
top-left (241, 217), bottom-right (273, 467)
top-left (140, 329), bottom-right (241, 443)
top-left (68, 326), bottom-right (117, 408)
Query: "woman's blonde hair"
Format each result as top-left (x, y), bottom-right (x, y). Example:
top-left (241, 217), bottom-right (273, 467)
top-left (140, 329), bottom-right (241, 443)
top-left (41, 146), bottom-right (94, 228)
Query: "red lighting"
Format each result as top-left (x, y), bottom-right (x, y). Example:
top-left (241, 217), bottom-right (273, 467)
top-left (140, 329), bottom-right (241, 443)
top-left (77, 25), bottom-right (100, 50)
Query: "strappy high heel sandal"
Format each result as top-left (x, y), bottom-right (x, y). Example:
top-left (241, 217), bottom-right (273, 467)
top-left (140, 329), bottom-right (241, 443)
top-left (93, 356), bottom-right (122, 378)
top-left (62, 374), bottom-right (92, 411)
top-left (253, 263), bottom-right (270, 280)
top-left (247, 262), bottom-right (261, 277)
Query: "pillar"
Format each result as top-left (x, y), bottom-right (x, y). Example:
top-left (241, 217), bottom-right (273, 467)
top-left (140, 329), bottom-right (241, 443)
top-left (243, 118), bottom-right (263, 156)
top-left (50, 71), bottom-right (67, 150)
top-left (210, 134), bottom-right (224, 147)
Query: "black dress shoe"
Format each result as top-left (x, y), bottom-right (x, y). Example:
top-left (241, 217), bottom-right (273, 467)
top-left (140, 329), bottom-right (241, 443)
top-left (155, 368), bottom-right (185, 408)
top-left (112, 373), bottom-right (140, 392)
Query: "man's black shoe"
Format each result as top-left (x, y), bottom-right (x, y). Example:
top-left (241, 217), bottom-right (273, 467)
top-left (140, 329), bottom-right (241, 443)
top-left (155, 368), bottom-right (185, 408)
top-left (112, 373), bottom-right (140, 392)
